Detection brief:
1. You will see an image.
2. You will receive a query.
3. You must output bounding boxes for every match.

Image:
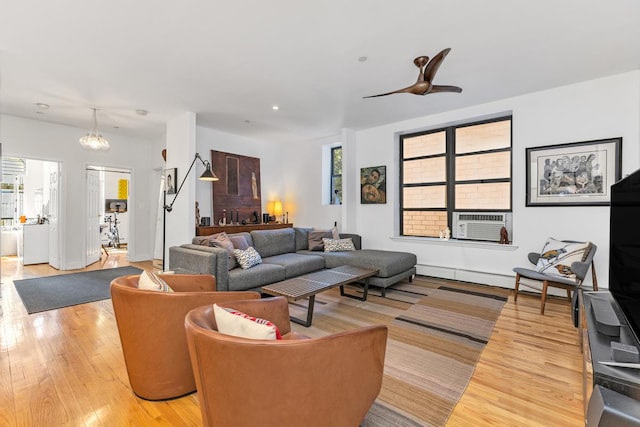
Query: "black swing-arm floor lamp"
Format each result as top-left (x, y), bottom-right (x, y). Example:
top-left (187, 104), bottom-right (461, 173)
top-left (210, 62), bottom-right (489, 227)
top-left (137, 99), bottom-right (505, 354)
top-left (162, 152), bottom-right (218, 269)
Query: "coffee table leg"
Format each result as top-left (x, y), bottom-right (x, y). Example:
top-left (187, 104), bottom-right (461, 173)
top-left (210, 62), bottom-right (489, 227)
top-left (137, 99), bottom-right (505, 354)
top-left (290, 295), bottom-right (315, 327)
top-left (340, 281), bottom-right (369, 301)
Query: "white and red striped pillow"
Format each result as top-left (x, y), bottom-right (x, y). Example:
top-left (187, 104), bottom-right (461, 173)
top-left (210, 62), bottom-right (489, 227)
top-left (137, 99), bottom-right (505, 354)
top-left (213, 304), bottom-right (282, 340)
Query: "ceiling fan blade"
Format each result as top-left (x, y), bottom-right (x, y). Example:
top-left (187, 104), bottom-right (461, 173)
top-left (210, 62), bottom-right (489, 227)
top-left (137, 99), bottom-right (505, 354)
top-left (363, 84), bottom-right (419, 98)
top-left (430, 85), bottom-right (463, 93)
top-left (424, 48), bottom-right (451, 83)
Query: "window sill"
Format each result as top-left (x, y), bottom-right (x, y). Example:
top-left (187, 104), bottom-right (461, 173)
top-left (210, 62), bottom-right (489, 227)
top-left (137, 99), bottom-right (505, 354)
top-left (390, 236), bottom-right (518, 251)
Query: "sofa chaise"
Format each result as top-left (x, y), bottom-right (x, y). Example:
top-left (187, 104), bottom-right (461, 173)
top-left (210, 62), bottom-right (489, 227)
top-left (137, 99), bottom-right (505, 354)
top-left (169, 227), bottom-right (416, 296)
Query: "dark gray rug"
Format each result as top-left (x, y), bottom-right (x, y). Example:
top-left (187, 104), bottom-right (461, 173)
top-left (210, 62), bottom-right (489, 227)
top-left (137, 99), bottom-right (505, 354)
top-left (14, 266), bottom-right (143, 314)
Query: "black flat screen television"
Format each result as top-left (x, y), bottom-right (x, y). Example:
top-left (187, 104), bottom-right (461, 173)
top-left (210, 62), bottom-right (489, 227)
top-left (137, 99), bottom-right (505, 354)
top-left (609, 168), bottom-right (640, 343)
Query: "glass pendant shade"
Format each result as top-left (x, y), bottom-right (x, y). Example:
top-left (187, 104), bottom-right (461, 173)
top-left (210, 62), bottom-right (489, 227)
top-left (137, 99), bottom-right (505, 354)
top-left (79, 108), bottom-right (110, 151)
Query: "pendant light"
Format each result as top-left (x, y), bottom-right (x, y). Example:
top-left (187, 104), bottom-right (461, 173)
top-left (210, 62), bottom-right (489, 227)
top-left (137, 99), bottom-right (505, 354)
top-left (79, 108), bottom-right (110, 151)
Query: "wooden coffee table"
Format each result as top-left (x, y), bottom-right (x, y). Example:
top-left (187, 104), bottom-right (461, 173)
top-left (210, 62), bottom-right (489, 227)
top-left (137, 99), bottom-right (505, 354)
top-left (261, 265), bottom-right (378, 326)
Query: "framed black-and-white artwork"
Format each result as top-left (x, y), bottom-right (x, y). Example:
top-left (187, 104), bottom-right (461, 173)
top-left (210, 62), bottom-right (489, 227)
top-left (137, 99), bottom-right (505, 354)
top-left (360, 165), bottom-right (386, 204)
top-left (526, 137), bottom-right (621, 206)
top-left (165, 168), bottom-right (177, 195)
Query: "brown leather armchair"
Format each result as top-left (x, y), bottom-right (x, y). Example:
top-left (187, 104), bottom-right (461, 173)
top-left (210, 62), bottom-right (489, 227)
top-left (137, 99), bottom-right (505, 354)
top-left (110, 273), bottom-right (259, 400)
top-left (184, 296), bottom-right (388, 427)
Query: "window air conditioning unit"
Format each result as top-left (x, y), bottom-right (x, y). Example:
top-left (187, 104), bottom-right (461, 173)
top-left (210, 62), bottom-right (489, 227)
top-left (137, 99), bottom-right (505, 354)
top-left (452, 212), bottom-right (513, 242)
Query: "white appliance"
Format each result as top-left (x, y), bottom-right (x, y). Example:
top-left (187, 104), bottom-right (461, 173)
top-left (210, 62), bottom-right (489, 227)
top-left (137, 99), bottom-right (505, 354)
top-left (452, 212), bottom-right (512, 242)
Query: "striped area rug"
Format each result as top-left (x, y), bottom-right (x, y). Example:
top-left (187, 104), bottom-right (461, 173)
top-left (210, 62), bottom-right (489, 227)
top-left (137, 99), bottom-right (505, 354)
top-left (289, 276), bottom-right (509, 426)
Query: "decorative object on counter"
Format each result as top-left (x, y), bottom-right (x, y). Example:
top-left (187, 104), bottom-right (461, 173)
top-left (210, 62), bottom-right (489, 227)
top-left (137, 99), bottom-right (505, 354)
top-left (499, 226), bottom-right (509, 244)
top-left (195, 202), bottom-right (200, 226)
top-left (220, 209), bottom-right (227, 225)
top-left (439, 227), bottom-right (451, 241)
top-left (285, 212), bottom-right (289, 224)
top-left (79, 108), bottom-right (110, 151)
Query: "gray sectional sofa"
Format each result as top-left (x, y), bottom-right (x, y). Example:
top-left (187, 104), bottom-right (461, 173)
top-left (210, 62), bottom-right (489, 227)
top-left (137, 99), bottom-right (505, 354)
top-left (169, 227), bottom-right (417, 296)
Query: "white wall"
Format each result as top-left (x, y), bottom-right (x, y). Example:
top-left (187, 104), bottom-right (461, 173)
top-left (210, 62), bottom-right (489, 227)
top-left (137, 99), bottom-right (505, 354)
top-left (1, 114), bottom-right (163, 269)
top-left (285, 71), bottom-right (640, 289)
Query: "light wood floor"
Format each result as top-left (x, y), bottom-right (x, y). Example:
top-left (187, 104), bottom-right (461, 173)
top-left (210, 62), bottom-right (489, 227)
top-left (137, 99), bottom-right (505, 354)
top-left (0, 254), bottom-right (584, 426)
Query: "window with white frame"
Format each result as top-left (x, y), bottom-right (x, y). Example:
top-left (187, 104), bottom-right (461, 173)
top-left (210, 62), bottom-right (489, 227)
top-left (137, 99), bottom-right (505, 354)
top-left (331, 146), bottom-right (342, 204)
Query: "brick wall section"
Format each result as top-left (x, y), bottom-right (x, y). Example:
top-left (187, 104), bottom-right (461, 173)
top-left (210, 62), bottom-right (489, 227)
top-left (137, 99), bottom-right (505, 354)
top-left (403, 186), bottom-right (446, 209)
top-left (455, 183), bottom-right (511, 209)
top-left (403, 211), bottom-right (448, 237)
top-left (455, 120), bottom-right (510, 153)
top-left (403, 157), bottom-right (445, 184)
top-left (403, 132), bottom-right (445, 158)
top-left (455, 152), bottom-right (510, 181)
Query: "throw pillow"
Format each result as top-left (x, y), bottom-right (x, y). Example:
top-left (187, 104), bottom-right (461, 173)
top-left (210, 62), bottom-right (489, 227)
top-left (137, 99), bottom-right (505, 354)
top-left (138, 270), bottom-right (173, 292)
top-left (207, 232), bottom-right (237, 270)
top-left (233, 247), bottom-right (262, 269)
top-left (308, 230), bottom-right (333, 251)
top-left (213, 304), bottom-right (282, 340)
top-left (322, 237), bottom-right (356, 252)
top-left (313, 226), bottom-right (340, 239)
top-left (535, 238), bottom-right (591, 280)
top-left (230, 235), bottom-right (250, 250)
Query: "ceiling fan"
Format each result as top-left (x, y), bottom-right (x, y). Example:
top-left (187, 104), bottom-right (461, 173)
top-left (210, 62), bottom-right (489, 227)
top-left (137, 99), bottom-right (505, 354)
top-left (364, 48), bottom-right (462, 98)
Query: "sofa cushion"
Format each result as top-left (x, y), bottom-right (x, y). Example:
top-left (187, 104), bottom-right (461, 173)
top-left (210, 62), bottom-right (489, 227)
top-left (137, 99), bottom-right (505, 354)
top-left (227, 263), bottom-right (286, 291)
top-left (294, 227), bottom-right (313, 251)
top-left (234, 247), bottom-right (263, 269)
top-left (214, 304), bottom-right (281, 340)
top-left (298, 249), bottom-right (416, 278)
top-left (308, 230), bottom-right (333, 251)
top-left (322, 238), bottom-right (356, 252)
top-left (262, 253), bottom-right (326, 278)
top-left (251, 228), bottom-right (296, 258)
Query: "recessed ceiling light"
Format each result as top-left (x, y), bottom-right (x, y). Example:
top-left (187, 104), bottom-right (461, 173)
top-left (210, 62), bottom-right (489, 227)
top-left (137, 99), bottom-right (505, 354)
top-left (272, 105), bottom-right (279, 111)
top-left (136, 109), bottom-right (149, 116)
top-left (35, 103), bottom-right (50, 109)
top-left (358, 56), bottom-right (368, 62)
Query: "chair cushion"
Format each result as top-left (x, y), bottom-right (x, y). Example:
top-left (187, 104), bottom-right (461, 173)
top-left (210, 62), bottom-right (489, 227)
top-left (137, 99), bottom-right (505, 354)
top-left (213, 304), bottom-right (281, 340)
top-left (233, 247), bottom-right (262, 269)
top-left (535, 238), bottom-right (590, 280)
top-left (322, 238), bottom-right (356, 252)
top-left (138, 270), bottom-right (173, 292)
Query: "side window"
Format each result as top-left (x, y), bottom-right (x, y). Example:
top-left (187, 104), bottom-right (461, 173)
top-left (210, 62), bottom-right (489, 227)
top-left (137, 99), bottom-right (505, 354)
top-left (331, 147), bottom-right (342, 204)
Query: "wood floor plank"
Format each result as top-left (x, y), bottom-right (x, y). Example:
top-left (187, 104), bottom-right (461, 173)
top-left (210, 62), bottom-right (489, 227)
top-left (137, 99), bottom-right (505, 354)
top-left (0, 254), bottom-right (584, 426)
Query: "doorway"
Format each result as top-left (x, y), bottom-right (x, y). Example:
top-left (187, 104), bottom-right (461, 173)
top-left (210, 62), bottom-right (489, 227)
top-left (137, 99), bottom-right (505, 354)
top-left (85, 166), bottom-right (131, 266)
top-left (0, 156), bottom-right (62, 275)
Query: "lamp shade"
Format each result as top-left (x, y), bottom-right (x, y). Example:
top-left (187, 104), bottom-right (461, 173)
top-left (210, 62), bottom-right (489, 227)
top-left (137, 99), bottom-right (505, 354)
top-left (198, 164), bottom-right (219, 181)
top-left (273, 200), bottom-right (283, 217)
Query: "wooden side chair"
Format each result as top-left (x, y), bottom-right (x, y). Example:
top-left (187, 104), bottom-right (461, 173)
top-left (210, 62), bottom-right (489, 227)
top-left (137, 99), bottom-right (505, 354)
top-left (513, 239), bottom-right (598, 314)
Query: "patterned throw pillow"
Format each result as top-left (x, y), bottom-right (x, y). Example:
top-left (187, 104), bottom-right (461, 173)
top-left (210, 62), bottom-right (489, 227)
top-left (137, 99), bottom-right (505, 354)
top-left (233, 247), bottom-right (262, 269)
top-left (535, 238), bottom-right (591, 280)
top-left (137, 270), bottom-right (173, 292)
top-left (322, 237), bottom-right (356, 252)
top-left (213, 304), bottom-right (281, 340)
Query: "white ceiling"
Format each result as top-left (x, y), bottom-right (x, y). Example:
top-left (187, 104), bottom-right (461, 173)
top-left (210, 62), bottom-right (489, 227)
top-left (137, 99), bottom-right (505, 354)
top-left (1, 1), bottom-right (639, 143)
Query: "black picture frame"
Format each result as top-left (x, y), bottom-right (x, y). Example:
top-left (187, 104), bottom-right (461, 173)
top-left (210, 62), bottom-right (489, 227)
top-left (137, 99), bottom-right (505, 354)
top-left (526, 137), bottom-right (622, 206)
top-left (360, 165), bottom-right (386, 204)
top-left (164, 168), bottom-right (177, 195)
